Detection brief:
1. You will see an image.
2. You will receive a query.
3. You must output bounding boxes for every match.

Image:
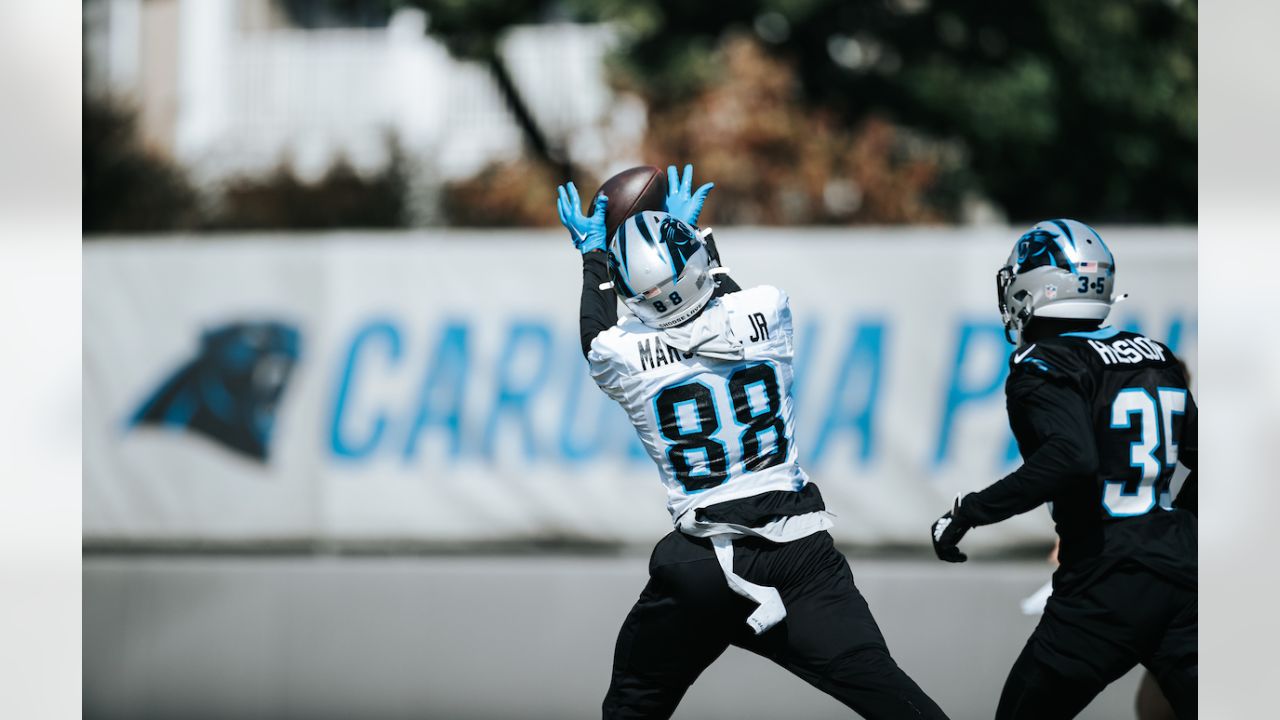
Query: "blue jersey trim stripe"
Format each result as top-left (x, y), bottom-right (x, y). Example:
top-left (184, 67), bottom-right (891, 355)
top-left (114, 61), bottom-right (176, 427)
top-left (1060, 326), bottom-right (1120, 339)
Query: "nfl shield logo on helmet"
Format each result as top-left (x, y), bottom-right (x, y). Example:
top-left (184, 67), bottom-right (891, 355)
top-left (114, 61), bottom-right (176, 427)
top-left (1045, 284), bottom-right (1058, 299)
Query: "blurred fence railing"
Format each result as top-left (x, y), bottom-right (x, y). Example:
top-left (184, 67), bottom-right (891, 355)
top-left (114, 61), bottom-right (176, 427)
top-left (86, 1), bottom-right (624, 182)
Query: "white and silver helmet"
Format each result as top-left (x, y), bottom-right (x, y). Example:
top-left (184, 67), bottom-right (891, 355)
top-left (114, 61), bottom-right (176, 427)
top-left (996, 219), bottom-right (1118, 345)
top-left (607, 210), bottom-right (717, 329)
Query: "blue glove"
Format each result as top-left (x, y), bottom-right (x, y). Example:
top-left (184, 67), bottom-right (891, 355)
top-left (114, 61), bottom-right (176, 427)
top-left (556, 181), bottom-right (608, 254)
top-left (664, 164), bottom-right (715, 226)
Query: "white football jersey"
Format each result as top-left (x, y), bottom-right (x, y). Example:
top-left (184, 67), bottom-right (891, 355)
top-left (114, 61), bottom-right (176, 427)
top-left (588, 285), bottom-right (810, 522)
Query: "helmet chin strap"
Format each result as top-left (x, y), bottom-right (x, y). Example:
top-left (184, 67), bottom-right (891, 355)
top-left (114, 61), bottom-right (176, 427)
top-left (1012, 303), bottom-right (1034, 345)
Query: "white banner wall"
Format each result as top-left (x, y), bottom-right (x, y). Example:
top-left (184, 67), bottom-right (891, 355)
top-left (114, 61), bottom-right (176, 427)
top-left (83, 228), bottom-right (1196, 548)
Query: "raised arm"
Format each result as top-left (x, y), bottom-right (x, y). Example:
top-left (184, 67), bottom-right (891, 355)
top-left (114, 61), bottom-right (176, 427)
top-left (579, 250), bottom-right (616, 358)
top-left (557, 181), bottom-right (614, 358)
top-left (664, 164), bottom-right (740, 293)
top-left (701, 230), bottom-right (741, 295)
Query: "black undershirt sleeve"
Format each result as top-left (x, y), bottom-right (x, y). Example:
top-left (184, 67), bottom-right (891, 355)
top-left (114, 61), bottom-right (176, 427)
top-left (579, 250), bottom-right (617, 359)
top-left (714, 273), bottom-right (741, 294)
top-left (702, 230), bottom-right (741, 294)
top-left (960, 376), bottom-right (1100, 527)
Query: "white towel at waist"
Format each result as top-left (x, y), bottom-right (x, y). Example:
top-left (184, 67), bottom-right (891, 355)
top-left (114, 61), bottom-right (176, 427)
top-left (675, 509), bottom-right (835, 634)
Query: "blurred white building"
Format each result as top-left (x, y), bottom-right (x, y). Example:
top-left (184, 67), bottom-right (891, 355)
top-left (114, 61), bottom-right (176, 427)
top-left (84, 0), bottom-right (645, 189)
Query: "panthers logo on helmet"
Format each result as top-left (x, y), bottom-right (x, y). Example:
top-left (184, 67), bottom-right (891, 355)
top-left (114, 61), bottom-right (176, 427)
top-left (1015, 229), bottom-right (1071, 272)
top-left (129, 321), bottom-right (301, 461)
top-left (657, 216), bottom-right (700, 281)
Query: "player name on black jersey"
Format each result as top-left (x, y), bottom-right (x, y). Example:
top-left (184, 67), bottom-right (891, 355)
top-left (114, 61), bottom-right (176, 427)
top-left (1086, 336), bottom-right (1167, 365)
top-left (637, 338), bottom-right (692, 371)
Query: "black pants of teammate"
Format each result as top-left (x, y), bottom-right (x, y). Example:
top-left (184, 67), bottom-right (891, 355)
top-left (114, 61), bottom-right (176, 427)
top-left (602, 530), bottom-right (948, 719)
top-left (996, 563), bottom-right (1197, 720)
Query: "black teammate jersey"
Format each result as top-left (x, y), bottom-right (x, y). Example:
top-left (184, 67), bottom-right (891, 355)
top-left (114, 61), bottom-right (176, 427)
top-left (960, 327), bottom-right (1197, 588)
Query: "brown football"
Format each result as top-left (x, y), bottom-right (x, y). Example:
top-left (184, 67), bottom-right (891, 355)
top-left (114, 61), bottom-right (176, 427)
top-left (592, 165), bottom-right (668, 242)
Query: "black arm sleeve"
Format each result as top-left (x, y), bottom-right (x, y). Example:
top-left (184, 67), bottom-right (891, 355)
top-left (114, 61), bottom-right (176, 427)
top-left (960, 377), bottom-right (1100, 527)
top-left (579, 250), bottom-right (617, 359)
top-left (701, 229), bottom-right (741, 294)
top-left (714, 274), bottom-right (742, 294)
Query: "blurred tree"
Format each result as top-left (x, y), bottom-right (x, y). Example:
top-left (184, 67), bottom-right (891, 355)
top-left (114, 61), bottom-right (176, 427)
top-left (570, 0), bottom-right (1197, 223)
top-left (400, 0), bottom-right (573, 180)
top-left (443, 157), bottom-right (574, 227)
top-left (83, 96), bottom-right (200, 234)
top-left (645, 35), bottom-right (964, 225)
top-left (90, 0), bottom-right (1193, 230)
top-left (276, 0), bottom-right (395, 28)
top-left (209, 138), bottom-right (408, 230)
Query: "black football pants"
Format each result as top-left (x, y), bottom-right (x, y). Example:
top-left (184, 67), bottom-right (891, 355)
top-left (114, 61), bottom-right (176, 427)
top-left (602, 530), bottom-right (948, 719)
top-left (995, 563), bottom-right (1197, 720)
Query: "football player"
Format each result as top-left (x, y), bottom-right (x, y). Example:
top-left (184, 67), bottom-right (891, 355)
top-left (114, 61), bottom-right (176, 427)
top-left (930, 220), bottom-right (1197, 719)
top-left (557, 166), bottom-right (949, 719)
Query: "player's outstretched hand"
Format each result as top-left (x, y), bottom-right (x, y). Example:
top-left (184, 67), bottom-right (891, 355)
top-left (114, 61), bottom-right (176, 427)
top-left (556, 181), bottom-right (608, 254)
top-left (931, 494), bottom-right (972, 563)
top-left (665, 164), bottom-right (714, 226)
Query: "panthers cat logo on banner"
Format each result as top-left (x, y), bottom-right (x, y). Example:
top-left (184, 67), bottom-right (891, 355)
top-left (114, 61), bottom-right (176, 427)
top-left (129, 321), bottom-right (301, 461)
